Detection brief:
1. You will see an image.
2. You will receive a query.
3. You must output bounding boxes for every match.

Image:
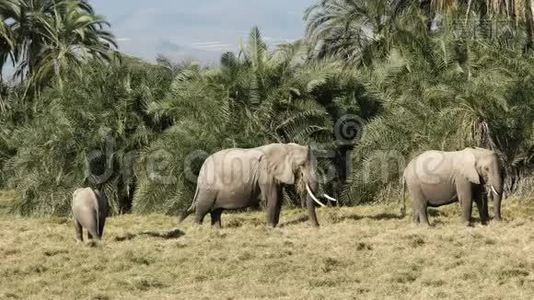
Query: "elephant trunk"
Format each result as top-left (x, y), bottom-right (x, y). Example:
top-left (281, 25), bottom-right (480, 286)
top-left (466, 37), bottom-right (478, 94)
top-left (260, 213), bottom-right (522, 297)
top-left (489, 172), bottom-right (503, 221)
top-left (302, 146), bottom-right (327, 227)
top-left (305, 181), bottom-right (321, 227)
top-left (493, 191), bottom-right (502, 221)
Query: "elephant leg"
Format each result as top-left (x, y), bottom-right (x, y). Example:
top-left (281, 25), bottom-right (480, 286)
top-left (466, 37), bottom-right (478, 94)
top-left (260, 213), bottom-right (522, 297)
top-left (265, 184), bottom-right (282, 228)
top-left (408, 186), bottom-right (429, 226)
top-left (412, 210), bottom-right (420, 224)
top-left (98, 216), bottom-right (106, 239)
top-left (74, 219), bottom-right (83, 242)
top-left (418, 204), bottom-right (430, 227)
top-left (460, 198), bottom-right (473, 226)
top-left (411, 200), bottom-right (420, 224)
top-left (195, 204), bottom-right (210, 225)
top-left (456, 181), bottom-right (473, 226)
top-left (273, 190), bottom-right (283, 225)
top-left (87, 225), bottom-right (100, 240)
top-left (210, 209), bottom-right (223, 228)
top-left (84, 215), bottom-right (101, 240)
top-left (194, 189), bottom-right (216, 225)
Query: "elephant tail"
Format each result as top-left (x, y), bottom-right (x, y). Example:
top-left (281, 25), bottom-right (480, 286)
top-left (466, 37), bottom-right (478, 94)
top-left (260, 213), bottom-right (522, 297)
top-left (400, 176), bottom-right (406, 217)
top-left (179, 186), bottom-right (198, 223)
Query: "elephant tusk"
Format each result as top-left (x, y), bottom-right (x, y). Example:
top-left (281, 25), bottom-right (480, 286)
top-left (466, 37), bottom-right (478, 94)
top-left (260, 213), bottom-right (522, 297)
top-left (306, 184), bottom-right (326, 207)
top-left (491, 186), bottom-right (499, 196)
top-left (323, 193), bottom-right (337, 202)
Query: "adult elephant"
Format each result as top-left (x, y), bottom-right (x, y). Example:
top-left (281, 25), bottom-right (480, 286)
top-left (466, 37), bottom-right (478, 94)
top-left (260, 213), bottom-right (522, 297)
top-left (402, 147), bottom-right (503, 226)
top-left (179, 143), bottom-right (336, 227)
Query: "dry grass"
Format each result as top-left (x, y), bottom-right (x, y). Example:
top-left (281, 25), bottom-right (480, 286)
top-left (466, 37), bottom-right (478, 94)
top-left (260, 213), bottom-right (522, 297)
top-left (1, 190), bottom-right (534, 299)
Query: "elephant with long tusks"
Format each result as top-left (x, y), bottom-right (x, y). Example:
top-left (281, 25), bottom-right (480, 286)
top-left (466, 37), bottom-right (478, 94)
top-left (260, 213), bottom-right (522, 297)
top-left (179, 143), bottom-right (337, 228)
top-left (72, 187), bottom-right (108, 241)
top-left (402, 147), bottom-right (503, 226)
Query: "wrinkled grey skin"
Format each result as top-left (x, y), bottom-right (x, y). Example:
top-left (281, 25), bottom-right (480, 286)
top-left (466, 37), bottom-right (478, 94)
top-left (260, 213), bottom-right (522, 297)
top-left (72, 187), bottom-right (108, 241)
top-left (180, 143), bottom-right (322, 228)
top-left (403, 147), bottom-right (503, 226)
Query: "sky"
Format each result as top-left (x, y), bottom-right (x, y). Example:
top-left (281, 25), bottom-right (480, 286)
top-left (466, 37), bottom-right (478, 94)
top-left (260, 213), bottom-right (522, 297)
top-left (90, 0), bottom-right (313, 65)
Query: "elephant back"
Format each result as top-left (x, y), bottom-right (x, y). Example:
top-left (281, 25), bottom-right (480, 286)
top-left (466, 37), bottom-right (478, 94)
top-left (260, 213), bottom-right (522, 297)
top-left (197, 148), bottom-right (264, 190)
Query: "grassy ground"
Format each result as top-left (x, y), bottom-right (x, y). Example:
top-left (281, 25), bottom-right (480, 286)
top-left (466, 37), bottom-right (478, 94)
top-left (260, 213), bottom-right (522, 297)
top-left (1, 190), bottom-right (534, 299)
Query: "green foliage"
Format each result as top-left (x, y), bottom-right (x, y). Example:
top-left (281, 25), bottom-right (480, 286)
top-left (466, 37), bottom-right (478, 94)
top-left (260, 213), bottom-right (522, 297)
top-left (1, 0), bottom-right (116, 90)
top-left (304, 0), bottom-right (420, 66)
top-left (2, 1), bottom-right (534, 216)
top-left (345, 15), bottom-right (534, 203)
top-left (3, 57), bottom-right (172, 216)
top-left (134, 65), bottom-right (233, 214)
top-left (132, 28), bottom-right (378, 214)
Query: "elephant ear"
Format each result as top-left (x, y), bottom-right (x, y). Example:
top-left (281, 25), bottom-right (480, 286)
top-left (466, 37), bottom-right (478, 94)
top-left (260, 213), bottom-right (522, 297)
top-left (460, 151), bottom-right (480, 184)
top-left (263, 145), bottom-right (295, 184)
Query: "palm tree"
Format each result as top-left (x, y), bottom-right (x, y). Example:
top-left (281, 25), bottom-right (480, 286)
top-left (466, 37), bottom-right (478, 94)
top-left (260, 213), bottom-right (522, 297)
top-left (304, 0), bottom-right (416, 66)
top-left (6, 56), bottom-right (172, 216)
top-left (344, 25), bottom-right (534, 203)
top-left (304, 0), bottom-right (534, 67)
top-left (423, 0), bottom-right (534, 47)
top-left (0, 0), bottom-right (19, 80)
top-left (1, 0), bottom-right (116, 89)
top-left (27, 0), bottom-right (117, 90)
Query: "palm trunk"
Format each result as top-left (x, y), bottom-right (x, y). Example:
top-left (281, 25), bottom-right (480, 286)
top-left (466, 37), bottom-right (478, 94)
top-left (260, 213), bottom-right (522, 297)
top-left (465, 0), bottom-right (473, 26)
top-left (525, 0), bottom-right (534, 49)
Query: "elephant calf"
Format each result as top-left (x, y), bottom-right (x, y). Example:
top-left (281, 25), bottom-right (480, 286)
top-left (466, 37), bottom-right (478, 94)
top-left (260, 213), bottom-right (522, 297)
top-left (402, 147), bottom-right (503, 226)
top-left (72, 187), bottom-right (108, 241)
